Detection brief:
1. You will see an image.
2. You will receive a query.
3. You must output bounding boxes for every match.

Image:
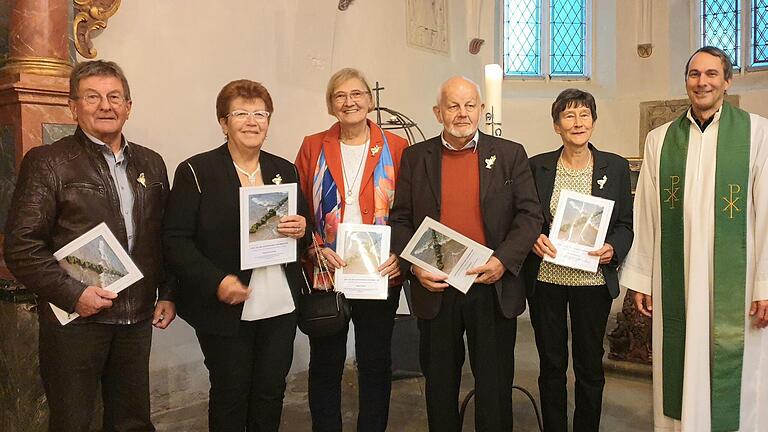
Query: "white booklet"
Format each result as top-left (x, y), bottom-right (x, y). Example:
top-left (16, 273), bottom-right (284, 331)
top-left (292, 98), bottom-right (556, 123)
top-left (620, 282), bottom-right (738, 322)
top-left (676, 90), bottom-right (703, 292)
top-left (239, 184), bottom-right (298, 270)
top-left (400, 217), bottom-right (493, 293)
top-left (51, 222), bottom-right (143, 325)
top-left (544, 189), bottom-right (614, 273)
top-left (334, 223), bottom-right (390, 300)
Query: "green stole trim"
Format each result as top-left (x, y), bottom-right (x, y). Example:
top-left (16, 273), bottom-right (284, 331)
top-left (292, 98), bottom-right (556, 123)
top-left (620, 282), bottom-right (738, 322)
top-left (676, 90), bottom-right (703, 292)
top-left (659, 102), bottom-right (750, 431)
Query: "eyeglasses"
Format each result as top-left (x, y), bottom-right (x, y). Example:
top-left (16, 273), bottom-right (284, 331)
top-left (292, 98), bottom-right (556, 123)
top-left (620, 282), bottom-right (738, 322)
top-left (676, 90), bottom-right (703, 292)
top-left (78, 93), bottom-right (128, 106)
top-left (332, 90), bottom-right (370, 105)
top-left (227, 110), bottom-right (271, 123)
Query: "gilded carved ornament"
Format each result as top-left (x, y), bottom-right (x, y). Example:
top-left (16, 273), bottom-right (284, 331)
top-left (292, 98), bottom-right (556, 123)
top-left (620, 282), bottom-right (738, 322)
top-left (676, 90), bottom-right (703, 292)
top-left (73, 0), bottom-right (122, 59)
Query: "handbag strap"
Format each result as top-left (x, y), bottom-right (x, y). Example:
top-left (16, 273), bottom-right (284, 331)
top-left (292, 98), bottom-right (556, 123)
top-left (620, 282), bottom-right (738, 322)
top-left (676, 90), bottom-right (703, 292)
top-left (300, 265), bottom-right (312, 296)
top-left (307, 236), bottom-right (336, 294)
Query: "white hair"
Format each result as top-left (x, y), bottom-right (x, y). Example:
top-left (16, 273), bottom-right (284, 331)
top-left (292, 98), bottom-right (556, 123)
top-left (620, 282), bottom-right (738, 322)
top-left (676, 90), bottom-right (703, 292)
top-left (435, 76), bottom-right (483, 106)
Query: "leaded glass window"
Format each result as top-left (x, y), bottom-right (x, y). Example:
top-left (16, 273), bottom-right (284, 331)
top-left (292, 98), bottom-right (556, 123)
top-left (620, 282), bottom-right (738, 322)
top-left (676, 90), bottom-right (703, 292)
top-left (504, 0), bottom-right (541, 76)
top-left (503, 0), bottom-right (589, 78)
top-left (700, 1), bottom-right (741, 68)
top-left (550, 0), bottom-right (586, 75)
top-left (698, 0), bottom-right (768, 70)
top-left (753, 0), bottom-right (768, 66)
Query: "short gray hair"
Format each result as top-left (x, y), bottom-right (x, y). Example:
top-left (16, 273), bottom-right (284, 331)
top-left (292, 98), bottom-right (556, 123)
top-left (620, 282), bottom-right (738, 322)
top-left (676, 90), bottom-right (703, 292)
top-left (69, 60), bottom-right (131, 101)
top-left (435, 76), bottom-right (483, 106)
top-left (325, 68), bottom-right (373, 115)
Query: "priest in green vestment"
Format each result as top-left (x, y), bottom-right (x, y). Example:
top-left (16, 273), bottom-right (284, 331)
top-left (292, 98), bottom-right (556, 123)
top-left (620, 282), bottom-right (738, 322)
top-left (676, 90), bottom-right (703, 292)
top-left (620, 46), bottom-right (768, 432)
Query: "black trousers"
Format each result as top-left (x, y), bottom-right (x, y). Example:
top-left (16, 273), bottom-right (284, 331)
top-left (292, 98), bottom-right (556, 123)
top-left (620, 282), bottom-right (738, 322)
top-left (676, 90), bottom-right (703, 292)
top-left (308, 287), bottom-right (400, 432)
top-left (195, 312), bottom-right (297, 432)
top-left (38, 318), bottom-right (154, 432)
top-left (528, 282), bottom-right (612, 432)
top-left (418, 284), bottom-right (517, 432)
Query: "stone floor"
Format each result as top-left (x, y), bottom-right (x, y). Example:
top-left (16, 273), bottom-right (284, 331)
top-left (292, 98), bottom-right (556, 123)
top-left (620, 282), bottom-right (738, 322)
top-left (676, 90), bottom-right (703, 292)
top-left (154, 316), bottom-right (654, 431)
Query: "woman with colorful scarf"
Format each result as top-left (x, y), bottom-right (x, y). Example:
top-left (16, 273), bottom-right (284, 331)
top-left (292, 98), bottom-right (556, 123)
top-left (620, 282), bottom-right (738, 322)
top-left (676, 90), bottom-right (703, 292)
top-left (294, 68), bottom-right (409, 432)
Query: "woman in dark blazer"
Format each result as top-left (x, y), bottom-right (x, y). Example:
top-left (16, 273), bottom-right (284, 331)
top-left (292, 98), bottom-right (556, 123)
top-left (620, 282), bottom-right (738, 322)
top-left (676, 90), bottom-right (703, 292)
top-left (524, 89), bottom-right (633, 432)
top-left (163, 80), bottom-right (310, 432)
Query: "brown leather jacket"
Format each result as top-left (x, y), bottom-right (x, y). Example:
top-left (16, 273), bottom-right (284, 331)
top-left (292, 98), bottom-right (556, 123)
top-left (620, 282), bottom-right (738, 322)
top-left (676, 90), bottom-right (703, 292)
top-left (4, 128), bottom-right (173, 324)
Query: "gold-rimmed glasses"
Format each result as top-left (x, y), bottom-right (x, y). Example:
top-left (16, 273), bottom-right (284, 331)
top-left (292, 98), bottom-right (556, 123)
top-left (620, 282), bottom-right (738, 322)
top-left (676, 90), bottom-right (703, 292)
top-left (332, 90), bottom-right (370, 105)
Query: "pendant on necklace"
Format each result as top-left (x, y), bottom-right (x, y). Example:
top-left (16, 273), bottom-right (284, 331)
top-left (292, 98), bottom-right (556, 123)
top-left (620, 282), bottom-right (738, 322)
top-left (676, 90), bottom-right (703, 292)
top-left (345, 193), bottom-right (356, 205)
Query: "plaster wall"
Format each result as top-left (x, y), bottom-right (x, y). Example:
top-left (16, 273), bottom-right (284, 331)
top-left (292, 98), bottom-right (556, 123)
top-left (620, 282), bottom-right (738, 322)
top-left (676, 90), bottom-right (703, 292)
top-left (480, 0), bottom-right (768, 158)
top-left (91, 0), bottom-right (483, 412)
top-left (86, 0), bottom-right (768, 415)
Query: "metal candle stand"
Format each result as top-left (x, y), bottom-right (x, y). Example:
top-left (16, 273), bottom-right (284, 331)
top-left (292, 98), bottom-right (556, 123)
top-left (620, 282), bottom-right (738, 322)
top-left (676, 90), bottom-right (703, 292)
top-left (459, 386), bottom-right (544, 431)
top-left (371, 82), bottom-right (426, 145)
top-left (485, 107), bottom-right (503, 137)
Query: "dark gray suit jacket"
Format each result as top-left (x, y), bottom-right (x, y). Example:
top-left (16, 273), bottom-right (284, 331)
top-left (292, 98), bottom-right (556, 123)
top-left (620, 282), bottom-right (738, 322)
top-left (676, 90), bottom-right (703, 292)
top-left (390, 132), bottom-right (543, 320)
top-left (523, 144), bottom-right (634, 299)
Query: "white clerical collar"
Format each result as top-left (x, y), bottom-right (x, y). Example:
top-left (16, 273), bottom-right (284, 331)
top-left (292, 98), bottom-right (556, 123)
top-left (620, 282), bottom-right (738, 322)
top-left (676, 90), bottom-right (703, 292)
top-left (441, 130), bottom-right (479, 152)
top-left (84, 131), bottom-right (128, 156)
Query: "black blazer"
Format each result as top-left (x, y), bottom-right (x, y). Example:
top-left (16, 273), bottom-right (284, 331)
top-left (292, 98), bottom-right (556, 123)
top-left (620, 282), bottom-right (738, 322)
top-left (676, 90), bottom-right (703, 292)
top-left (390, 132), bottom-right (543, 320)
top-left (162, 144), bottom-right (311, 336)
top-left (523, 144), bottom-right (633, 299)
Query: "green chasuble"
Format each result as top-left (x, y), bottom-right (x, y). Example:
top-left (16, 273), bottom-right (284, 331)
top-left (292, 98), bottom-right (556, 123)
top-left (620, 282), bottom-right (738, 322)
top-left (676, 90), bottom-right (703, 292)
top-left (659, 101), bottom-right (750, 431)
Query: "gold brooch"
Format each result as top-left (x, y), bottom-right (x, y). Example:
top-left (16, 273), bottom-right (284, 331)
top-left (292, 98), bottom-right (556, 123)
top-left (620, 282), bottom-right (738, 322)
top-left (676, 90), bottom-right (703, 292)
top-left (272, 174), bottom-right (283, 185)
top-left (370, 145), bottom-right (381, 156)
top-left (485, 155), bottom-right (496, 170)
top-left (137, 173), bottom-right (146, 188)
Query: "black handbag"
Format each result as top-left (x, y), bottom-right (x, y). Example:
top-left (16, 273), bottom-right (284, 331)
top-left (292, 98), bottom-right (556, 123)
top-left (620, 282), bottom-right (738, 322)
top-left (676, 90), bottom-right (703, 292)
top-left (296, 239), bottom-right (351, 337)
top-left (297, 288), bottom-right (350, 337)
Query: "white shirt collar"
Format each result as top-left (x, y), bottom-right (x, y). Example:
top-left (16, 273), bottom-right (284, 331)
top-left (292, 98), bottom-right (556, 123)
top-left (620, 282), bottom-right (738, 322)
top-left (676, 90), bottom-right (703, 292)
top-left (441, 130), bottom-right (479, 152)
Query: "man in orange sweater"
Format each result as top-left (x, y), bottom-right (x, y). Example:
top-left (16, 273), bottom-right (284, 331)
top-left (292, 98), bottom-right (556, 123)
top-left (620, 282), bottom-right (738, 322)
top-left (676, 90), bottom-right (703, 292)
top-left (390, 76), bottom-right (542, 431)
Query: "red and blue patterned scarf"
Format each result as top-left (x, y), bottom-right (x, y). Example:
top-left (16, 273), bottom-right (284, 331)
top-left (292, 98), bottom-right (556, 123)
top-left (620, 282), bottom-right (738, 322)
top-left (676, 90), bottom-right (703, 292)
top-left (311, 124), bottom-right (395, 287)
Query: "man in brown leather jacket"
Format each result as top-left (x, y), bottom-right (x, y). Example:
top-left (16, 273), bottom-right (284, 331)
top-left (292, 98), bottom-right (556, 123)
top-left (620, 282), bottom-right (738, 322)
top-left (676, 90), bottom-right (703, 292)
top-left (4, 60), bottom-right (175, 431)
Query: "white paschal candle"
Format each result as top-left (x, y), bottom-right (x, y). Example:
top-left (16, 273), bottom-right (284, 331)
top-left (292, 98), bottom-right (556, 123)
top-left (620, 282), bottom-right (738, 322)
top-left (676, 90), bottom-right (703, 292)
top-left (483, 64), bottom-right (503, 137)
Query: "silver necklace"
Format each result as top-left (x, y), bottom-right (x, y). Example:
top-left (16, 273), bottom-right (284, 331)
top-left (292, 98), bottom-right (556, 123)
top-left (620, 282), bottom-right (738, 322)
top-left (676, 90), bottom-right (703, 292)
top-left (232, 160), bottom-right (261, 185)
top-left (340, 141), bottom-right (369, 205)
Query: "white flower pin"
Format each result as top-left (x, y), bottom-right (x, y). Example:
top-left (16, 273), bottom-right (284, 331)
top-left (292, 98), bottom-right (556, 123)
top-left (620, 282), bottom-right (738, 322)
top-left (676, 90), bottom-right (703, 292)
top-left (137, 173), bottom-right (146, 188)
top-left (272, 174), bottom-right (283, 185)
top-left (485, 155), bottom-right (497, 170)
top-left (370, 145), bottom-right (381, 156)
top-left (597, 175), bottom-right (608, 190)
